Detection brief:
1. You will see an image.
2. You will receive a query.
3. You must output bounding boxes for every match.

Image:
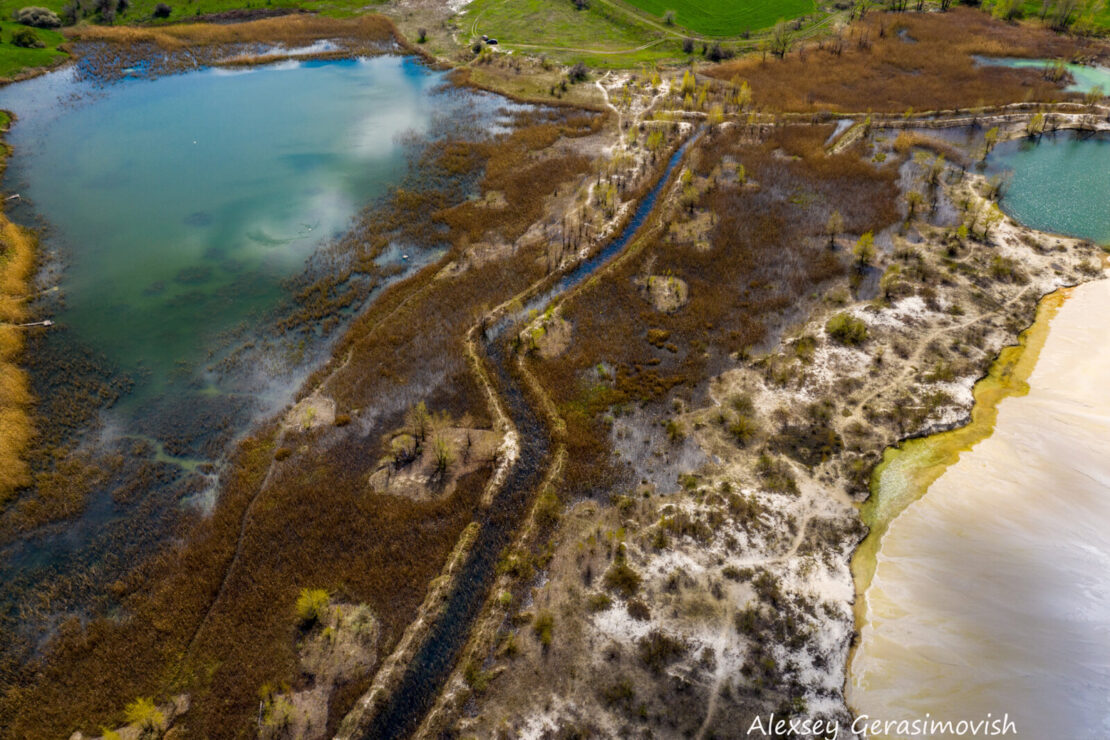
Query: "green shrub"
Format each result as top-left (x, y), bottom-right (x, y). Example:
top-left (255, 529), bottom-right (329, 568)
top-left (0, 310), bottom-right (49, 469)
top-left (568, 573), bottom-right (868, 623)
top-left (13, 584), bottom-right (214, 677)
top-left (532, 610), bottom-right (554, 647)
top-left (586, 592), bottom-right (612, 612)
top-left (728, 414), bottom-right (759, 447)
top-left (294, 588), bottom-right (330, 628)
top-left (627, 598), bottom-right (650, 620)
top-left (755, 454), bottom-right (799, 495)
top-left (123, 697), bottom-right (164, 732)
top-left (825, 312), bottom-right (868, 345)
top-left (603, 559), bottom-right (641, 598)
top-left (10, 27), bottom-right (43, 48)
top-left (601, 677), bottom-right (635, 708)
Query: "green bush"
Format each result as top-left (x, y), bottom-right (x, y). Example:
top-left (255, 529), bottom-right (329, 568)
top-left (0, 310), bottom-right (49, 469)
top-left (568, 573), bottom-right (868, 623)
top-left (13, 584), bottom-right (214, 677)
top-left (586, 592), bottom-right (613, 612)
top-left (825, 312), bottom-right (868, 345)
top-left (603, 559), bottom-right (642, 598)
top-left (532, 610), bottom-right (554, 647)
top-left (294, 588), bottom-right (330, 628)
top-left (10, 27), bottom-right (44, 48)
top-left (123, 697), bottom-right (164, 732)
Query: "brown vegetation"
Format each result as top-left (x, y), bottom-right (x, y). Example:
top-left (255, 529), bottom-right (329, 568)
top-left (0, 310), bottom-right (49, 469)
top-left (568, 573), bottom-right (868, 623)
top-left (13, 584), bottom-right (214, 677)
top-left (67, 14), bottom-right (399, 51)
top-left (708, 8), bottom-right (1105, 113)
top-left (0, 215), bottom-right (36, 503)
top-left (532, 124), bottom-right (900, 501)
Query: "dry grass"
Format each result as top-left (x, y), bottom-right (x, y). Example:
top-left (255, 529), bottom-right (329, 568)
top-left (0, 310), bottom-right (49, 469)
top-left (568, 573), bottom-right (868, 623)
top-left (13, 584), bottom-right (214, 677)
top-left (708, 7), bottom-right (1106, 113)
top-left (66, 14), bottom-right (399, 51)
top-left (0, 215), bottom-right (36, 504)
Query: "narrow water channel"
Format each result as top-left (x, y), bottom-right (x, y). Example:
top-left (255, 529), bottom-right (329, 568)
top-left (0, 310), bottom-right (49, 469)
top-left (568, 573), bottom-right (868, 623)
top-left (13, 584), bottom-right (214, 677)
top-left (366, 135), bottom-right (696, 738)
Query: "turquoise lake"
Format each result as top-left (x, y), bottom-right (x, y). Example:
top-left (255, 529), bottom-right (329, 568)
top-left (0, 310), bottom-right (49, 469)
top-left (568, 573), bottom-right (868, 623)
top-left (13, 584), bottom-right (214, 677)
top-left (986, 134), bottom-right (1110, 245)
top-left (0, 55), bottom-right (454, 420)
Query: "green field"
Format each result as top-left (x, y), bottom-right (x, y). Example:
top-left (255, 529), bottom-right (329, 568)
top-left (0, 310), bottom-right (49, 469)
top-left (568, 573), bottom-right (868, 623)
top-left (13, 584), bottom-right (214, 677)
top-left (0, 0), bottom-right (388, 31)
top-left (619, 0), bottom-right (816, 36)
top-left (464, 0), bottom-right (682, 66)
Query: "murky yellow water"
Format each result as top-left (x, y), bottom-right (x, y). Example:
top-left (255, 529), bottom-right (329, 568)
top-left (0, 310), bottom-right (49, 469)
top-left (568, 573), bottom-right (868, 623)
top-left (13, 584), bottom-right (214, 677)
top-left (849, 281), bottom-right (1110, 738)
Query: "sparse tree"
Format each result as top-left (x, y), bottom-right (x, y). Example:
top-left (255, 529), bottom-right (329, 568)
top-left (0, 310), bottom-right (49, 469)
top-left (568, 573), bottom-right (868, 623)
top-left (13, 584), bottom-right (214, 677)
top-left (14, 6), bottom-right (62, 27)
top-left (663, 9), bottom-right (676, 25)
top-left (853, 231), bottom-right (876, 270)
top-left (979, 125), bottom-right (1000, 161)
top-left (880, 263), bottom-right (903, 300)
top-left (769, 19), bottom-right (793, 59)
top-left (905, 190), bottom-right (925, 220)
top-left (417, 27), bottom-right (427, 43)
top-left (825, 210), bottom-right (844, 249)
top-left (1025, 112), bottom-right (1046, 138)
top-left (567, 62), bottom-right (589, 82)
top-left (992, 0), bottom-right (1023, 20)
top-left (431, 434), bottom-right (453, 479)
top-left (1051, 0), bottom-right (1081, 28)
top-left (980, 202), bottom-right (1004, 240)
top-left (406, 401), bottom-right (430, 441)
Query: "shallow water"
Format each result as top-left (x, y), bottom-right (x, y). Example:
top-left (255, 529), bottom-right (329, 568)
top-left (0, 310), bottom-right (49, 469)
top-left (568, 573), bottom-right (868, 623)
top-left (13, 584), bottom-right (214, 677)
top-left (974, 56), bottom-right (1110, 95)
top-left (0, 56), bottom-right (448, 414)
top-left (851, 135), bottom-right (1110, 737)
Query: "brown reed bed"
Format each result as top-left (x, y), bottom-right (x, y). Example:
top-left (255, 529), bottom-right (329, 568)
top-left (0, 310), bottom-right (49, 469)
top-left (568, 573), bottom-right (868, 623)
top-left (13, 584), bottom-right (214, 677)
top-left (707, 7), bottom-right (1107, 114)
top-left (528, 124), bottom-right (902, 501)
top-left (0, 215), bottom-right (37, 505)
top-left (66, 14), bottom-right (400, 51)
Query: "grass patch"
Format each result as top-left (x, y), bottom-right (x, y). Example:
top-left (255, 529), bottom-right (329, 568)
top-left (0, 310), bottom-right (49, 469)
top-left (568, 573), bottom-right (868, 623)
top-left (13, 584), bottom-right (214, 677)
top-left (0, 21), bottom-right (65, 79)
top-left (619, 0), bottom-right (815, 37)
top-left (462, 0), bottom-right (682, 67)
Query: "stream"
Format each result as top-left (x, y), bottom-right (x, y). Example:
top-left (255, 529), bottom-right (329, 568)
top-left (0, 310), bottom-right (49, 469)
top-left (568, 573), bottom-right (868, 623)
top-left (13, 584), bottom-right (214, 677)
top-left (365, 135), bottom-right (695, 738)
